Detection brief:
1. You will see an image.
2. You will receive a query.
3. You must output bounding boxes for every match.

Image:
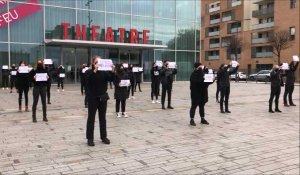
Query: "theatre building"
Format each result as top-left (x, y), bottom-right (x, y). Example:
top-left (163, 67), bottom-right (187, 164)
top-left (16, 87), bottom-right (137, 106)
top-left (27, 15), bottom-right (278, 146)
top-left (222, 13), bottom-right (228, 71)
top-left (0, 0), bottom-right (200, 82)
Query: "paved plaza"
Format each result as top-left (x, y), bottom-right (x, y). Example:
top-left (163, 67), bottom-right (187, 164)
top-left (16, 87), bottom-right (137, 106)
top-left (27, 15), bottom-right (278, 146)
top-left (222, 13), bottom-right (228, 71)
top-left (0, 81), bottom-right (299, 175)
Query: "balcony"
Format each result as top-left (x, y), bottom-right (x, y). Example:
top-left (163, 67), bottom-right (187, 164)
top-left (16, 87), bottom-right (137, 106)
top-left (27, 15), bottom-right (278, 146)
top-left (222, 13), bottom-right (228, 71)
top-left (208, 31), bottom-right (220, 37)
top-left (222, 16), bottom-right (232, 22)
top-left (210, 18), bottom-right (220, 25)
top-left (209, 43), bottom-right (220, 48)
top-left (252, 8), bottom-right (274, 18)
top-left (209, 6), bottom-right (220, 13)
top-left (252, 38), bottom-right (269, 44)
top-left (252, 22), bottom-right (274, 30)
top-left (255, 52), bottom-right (273, 58)
top-left (230, 27), bottom-right (241, 33)
top-left (231, 0), bottom-right (242, 7)
top-left (207, 55), bottom-right (220, 60)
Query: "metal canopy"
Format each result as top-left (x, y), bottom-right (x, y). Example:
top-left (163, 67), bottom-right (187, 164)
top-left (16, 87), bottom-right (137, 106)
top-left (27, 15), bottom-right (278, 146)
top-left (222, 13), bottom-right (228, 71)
top-left (44, 39), bottom-right (167, 49)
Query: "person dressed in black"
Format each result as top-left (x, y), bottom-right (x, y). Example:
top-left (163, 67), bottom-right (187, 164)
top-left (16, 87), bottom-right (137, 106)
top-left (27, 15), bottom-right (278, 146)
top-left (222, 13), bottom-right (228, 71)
top-left (9, 64), bottom-right (17, 93)
top-left (134, 67), bottom-right (143, 92)
top-left (16, 61), bottom-right (30, 112)
top-left (283, 61), bottom-right (299, 107)
top-left (189, 63), bottom-right (213, 126)
top-left (31, 59), bottom-right (49, 122)
top-left (127, 64), bottom-right (136, 99)
top-left (268, 65), bottom-right (283, 113)
top-left (57, 65), bottom-right (65, 92)
top-left (45, 65), bottom-right (52, 104)
top-left (160, 61), bottom-right (177, 109)
top-left (80, 64), bottom-right (87, 96)
top-left (114, 64), bottom-right (130, 118)
top-left (216, 66), bottom-right (222, 103)
top-left (86, 56), bottom-right (112, 146)
top-left (2, 65), bottom-right (9, 90)
top-left (217, 62), bottom-right (239, 113)
top-left (150, 62), bottom-right (161, 104)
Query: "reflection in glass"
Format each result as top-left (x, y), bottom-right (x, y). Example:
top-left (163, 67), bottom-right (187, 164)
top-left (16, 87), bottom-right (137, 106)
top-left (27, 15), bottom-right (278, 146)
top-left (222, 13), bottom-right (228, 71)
top-left (176, 51), bottom-right (194, 80)
top-left (155, 0), bottom-right (175, 19)
top-left (132, 0), bottom-right (153, 17)
top-left (154, 50), bottom-right (175, 62)
top-left (176, 0), bottom-right (195, 20)
top-left (106, 0), bottom-right (130, 14)
top-left (154, 19), bottom-right (175, 49)
top-left (10, 44), bottom-right (44, 65)
top-left (45, 0), bottom-right (75, 8)
top-left (77, 0), bottom-right (105, 11)
top-left (132, 16), bottom-right (154, 44)
top-left (176, 21), bottom-right (195, 50)
top-left (106, 14), bottom-right (130, 43)
top-left (0, 43), bottom-right (9, 65)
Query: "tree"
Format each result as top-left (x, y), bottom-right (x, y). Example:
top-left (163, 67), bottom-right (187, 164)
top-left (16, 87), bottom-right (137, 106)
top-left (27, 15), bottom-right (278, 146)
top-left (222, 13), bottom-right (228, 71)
top-left (224, 35), bottom-right (243, 61)
top-left (268, 30), bottom-right (293, 64)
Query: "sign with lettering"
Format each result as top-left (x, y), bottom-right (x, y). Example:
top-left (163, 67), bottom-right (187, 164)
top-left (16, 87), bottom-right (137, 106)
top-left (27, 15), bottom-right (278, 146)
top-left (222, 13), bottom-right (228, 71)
top-left (44, 59), bottom-right (53, 65)
top-left (35, 73), bottom-right (47, 81)
top-left (155, 60), bottom-right (163, 68)
top-left (98, 59), bottom-right (113, 71)
top-left (293, 55), bottom-right (299, 62)
top-left (11, 70), bottom-right (16, 75)
top-left (2, 65), bottom-right (8, 69)
top-left (281, 63), bottom-right (289, 70)
top-left (204, 74), bottom-right (215, 82)
top-left (18, 66), bottom-right (29, 73)
top-left (0, 0), bottom-right (41, 28)
top-left (119, 80), bottom-right (130, 87)
top-left (168, 62), bottom-right (176, 69)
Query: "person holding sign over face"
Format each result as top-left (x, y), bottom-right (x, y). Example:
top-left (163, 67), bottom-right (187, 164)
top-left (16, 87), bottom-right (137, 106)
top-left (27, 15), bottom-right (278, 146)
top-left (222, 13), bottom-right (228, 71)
top-left (57, 65), bottom-right (65, 92)
top-left (150, 62), bottom-right (161, 103)
top-left (2, 65), bottom-right (9, 90)
top-left (217, 61), bottom-right (239, 113)
top-left (16, 61), bottom-right (30, 112)
top-left (160, 60), bottom-right (177, 109)
top-left (9, 64), bottom-right (17, 93)
top-left (30, 59), bottom-right (49, 122)
top-left (85, 56), bottom-right (113, 146)
top-left (269, 65), bottom-right (283, 113)
top-left (134, 66), bottom-right (143, 92)
top-left (283, 57), bottom-right (299, 107)
top-left (189, 63), bottom-right (213, 126)
top-left (127, 64), bottom-right (136, 99)
top-left (114, 64), bottom-right (130, 118)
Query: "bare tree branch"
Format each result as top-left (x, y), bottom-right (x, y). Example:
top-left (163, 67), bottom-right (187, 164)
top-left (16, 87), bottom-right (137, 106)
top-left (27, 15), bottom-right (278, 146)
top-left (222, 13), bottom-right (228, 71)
top-left (225, 35), bottom-right (243, 60)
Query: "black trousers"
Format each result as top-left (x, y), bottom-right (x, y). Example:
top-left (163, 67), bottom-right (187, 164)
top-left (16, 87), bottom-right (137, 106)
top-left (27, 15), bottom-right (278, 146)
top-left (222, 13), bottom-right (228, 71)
top-left (32, 86), bottom-right (47, 118)
top-left (86, 97), bottom-right (107, 140)
top-left (10, 78), bottom-right (16, 89)
top-left (135, 82), bottom-right (141, 91)
top-left (116, 99), bottom-right (126, 113)
top-left (57, 78), bottom-right (64, 89)
top-left (283, 85), bottom-right (294, 105)
top-left (47, 83), bottom-right (51, 102)
top-left (151, 81), bottom-right (160, 100)
top-left (81, 81), bottom-right (85, 95)
top-left (269, 86), bottom-right (281, 110)
top-left (220, 86), bottom-right (230, 111)
top-left (161, 85), bottom-right (172, 107)
top-left (216, 83), bottom-right (220, 101)
top-left (109, 81), bottom-right (113, 89)
top-left (128, 82), bottom-right (135, 97)
top-left (2, 75), bottom-right (9, 87)
top-left (190, 98), bottom-right (205, 119)
top-left (18, 86), bottom-right (29, 106)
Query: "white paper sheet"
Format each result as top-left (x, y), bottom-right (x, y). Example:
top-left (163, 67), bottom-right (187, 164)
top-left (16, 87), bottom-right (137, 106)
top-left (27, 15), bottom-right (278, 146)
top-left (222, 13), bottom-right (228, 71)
top-left (292, 55), bottom-right (299, 62)
top-left (122, 63), bottom-right (128, 68)
top-left (98, 59), bottom-right (113, 71)
top-left (231, 61), bottom-right (239, 68)
top-left (204, 74), bottom-right (215, 82)
top-left (18, 66), bottom-right (29, 73)
top-left (119, 80), bottom-right (130, 87)
top-left (281, 63), bottom-right (289, 70)
top-left (11, 71), bottom-right (17, 75)
top-left (168, 62), bottom-right (176, 69)
top-left (44, 59), bottom-right (53, 65)
top-left (133, 67), bottom-right (139, 72)
top-left (59, 73), bottom-right (65, 78)
top-left (82, 67), bottom-right (89, 73)
top-left (155, 60), bottom-right (163, 67)
top-left (2, 65), bottom-right (8, 69)
top-left (35, 73), bottom-right (48, 81)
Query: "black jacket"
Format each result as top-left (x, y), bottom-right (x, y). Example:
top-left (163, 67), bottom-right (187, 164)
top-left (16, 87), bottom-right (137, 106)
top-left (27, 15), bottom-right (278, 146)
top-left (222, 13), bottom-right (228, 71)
top-left (114, 72), bottom-right (129, 100)
top-left (10, 68), bottom-right (17, 79)
top-left (270, 69), bottom-right (282, 88)
top-left (2, 68), bottom-right (9, 77)
top-left (217, 66), bottom-right (239, 87)
top-left (151, 68), bottom-right (161, 83)
top-left (161, 68), bottom-right (177, 87)
top-left (134, 71), bottom-right (143, 83)
top-left (285, 62), bottom-right (299, 86)
top-left (31, 67), bottom-right (49, 87)
top-left (86, 69), bottom-right (112, 99)
top-left (190, 68), bottom-right (213, 104)
top-left (57, 67), bottom-right (65, 79)
top-left (16, 71), bottom-right (30, 89)
top-left (127, 69), bottom-right (135, 83)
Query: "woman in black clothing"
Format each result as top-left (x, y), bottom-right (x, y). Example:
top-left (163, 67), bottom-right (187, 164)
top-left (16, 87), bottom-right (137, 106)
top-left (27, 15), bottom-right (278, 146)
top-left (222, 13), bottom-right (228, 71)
top-left (114, 64), bottom-right (130, 118)
top-left (57, 65), bottom-right (65, 92)
top-left (189, 63), bottom-right (213, 126)
top-left (160, 61), bottom-right (177, 109)
top-left (45, 65), bottom-right (52, 104)
top-left (9, 64), bottom-right (17, 93)
top-left (150, 62), bottom-right (161, 103)
top-left (215, 65), bottom-right (222, 103)
top-left (16, 61), bottom-right (30, 112)
top-left (127, 64), bottom-right (136, 99)
top-left (134, 68), bottom-right (143, 92)
top-left (269, 65), bottom-right (282, 113)
top-left (283, 61), bottom-right (299, 106)
top-left (31, 59), bottom-right (49, 122)
top-left (86, 56), bottom-right (112, 146)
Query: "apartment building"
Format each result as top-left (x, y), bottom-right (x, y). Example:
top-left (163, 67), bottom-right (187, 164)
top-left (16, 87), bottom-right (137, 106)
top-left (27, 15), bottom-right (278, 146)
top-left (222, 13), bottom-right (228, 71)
top-left (201, 0), bottom-right (299, 80)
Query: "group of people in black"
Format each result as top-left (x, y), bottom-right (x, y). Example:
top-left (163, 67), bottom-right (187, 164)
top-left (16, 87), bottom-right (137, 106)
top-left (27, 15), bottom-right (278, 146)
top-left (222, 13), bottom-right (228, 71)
top-left (1, 56), bottom-right (299, 147)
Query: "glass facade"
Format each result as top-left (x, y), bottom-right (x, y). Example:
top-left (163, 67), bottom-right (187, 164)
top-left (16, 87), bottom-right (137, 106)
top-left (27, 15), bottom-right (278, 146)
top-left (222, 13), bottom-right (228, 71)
top-left (0, 0), bottom-right (200, 82)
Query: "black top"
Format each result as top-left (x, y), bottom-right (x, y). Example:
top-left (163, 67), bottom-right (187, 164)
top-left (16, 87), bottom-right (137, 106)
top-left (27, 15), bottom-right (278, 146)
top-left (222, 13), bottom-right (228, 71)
top-left (161, 68), bottom-right (177, 86)
top-left (57, 67), bottom-right (65, 79)
top-left (217, 66), bottom-right (239, 87)
top-left (285, 62), bottom-right (299, 86)
top-left (31, 67), bottom-right (49, 87)
top-left (150, 68), bottom-right (161, 82)
top-left (114, 72), bottom-right (129, 100)
top-left (270, 69), bottom-right (282, 87)
top-left (16, 71), bottom-right (30, 89)
top-left (86, 69), bottom-right (112, 98)
top-left (134, 71), bottom-right (143, 83)
top-left (1, 68), bottom-right (9, 76)
top-left (190, 68), bottom-right (213, 104)
top-left (9, 68), bottom-right (17, 79)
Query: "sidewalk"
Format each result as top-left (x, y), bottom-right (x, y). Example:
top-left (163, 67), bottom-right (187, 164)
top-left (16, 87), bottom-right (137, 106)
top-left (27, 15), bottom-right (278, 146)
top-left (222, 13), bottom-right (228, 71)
top-left (0, 82), bottom-right (299, 174)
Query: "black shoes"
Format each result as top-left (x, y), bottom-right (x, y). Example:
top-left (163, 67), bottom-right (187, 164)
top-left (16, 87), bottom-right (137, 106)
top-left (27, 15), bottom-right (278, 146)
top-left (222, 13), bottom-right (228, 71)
top-left (87, 139), bottom-right (95, 146)
top-left (269, 109), bottom-right (274, 113)
top-left (284, 103), bottom-right (289, 107)
top-left (220, 110), bottom-right (225, 113)
top-left (190, 119), bottom-right (196, 126)
top-left (167, 106), bottom-right (174, 109)
top-left (275, 109), bottom-right (282, 112)
top-left (102, 138), bottom-right (110, 144)
top-left (43, 117), bottom-right (48, 122)
top-left (290, 103), bottom-right (296, 106)
top-left (225, 110), bottom-right (231, 113)
top-left (201, 119), bottom-right (209, 125)
top-left (47, 101), bottom-right (51, 104)
top-left (32, 118), bottom-right (37, 123)
top-left (162, 106), bottom-right (166, 110)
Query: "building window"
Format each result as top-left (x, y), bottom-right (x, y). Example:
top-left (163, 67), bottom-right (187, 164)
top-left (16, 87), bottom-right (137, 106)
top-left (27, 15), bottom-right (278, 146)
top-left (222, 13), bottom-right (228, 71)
top-left (290, 27), bottom-right (296, 40)
top-left (290, 0), bottom-right (296, 8)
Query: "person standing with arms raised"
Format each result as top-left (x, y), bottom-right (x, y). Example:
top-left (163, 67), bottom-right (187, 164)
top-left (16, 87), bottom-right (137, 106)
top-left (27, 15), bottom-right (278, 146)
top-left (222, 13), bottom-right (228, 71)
top-left (217, 62), bottom-right (239, 113)
top-left (150, 62), bottom-right (161, 104)
top-left (57, 65), bottom-right (65, 92)
top-left (86, 56), bottom-right (113, 146)
top-left (160, 60), bottom-right (177, 110)
top-left (283, 60), bottom-right (299, 107)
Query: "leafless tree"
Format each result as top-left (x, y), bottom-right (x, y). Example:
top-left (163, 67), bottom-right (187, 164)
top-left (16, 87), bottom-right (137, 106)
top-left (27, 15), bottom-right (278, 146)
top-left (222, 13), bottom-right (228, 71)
top-left (268, 30), bottom-right (293, 64)
top-left (225, 35), bottom-right (243, 61)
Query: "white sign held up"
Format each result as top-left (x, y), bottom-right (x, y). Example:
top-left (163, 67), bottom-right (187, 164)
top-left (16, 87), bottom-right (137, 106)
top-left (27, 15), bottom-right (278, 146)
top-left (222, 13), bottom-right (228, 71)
top-left (281, 63), bottom-right (289, 70)
top-left (35, 73), bottom-right (48, 81)
top-left (82, 67), bottom-right (89, 73)
top-left (204, 74), bottom-right (215, 82)
top-left (59, 73), bottom-right (65, 78)
top-left (11, 71), bottom-right (17, 75)
top-left (132, 67), bottom-right (139, 72)
top-left (98, 59), bottom-right (113, 71)
top-left (18, 66), bottom-right (29, 73)
top-left (138, 67), bottom-right (143, 72)
top-left (155, 60), bottom-right (163, 68)
top-left (44, 59), bottom-right (53, 65)
top-left (119, 80), bottom-right (130, 87)
top-left (122, 63), bottom-right (128, 68)
top-left (292, 55), bottom-right (299, 62)
top-left (2, 65), bottom-right (8, 69)
top-left (231, 61), bottom-right (239, 68)
top-left (168, 62), bottom-right (176, 69)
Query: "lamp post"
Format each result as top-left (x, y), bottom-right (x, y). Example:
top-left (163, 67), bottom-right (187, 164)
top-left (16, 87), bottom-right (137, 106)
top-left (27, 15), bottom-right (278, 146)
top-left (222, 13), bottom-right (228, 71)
top-left (85, 0), bottom-right (93, 62)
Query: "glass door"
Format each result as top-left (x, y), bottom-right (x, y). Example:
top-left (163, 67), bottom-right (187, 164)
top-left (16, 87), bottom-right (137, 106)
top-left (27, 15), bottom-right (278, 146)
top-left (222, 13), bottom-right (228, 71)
top-left (62, 48), bottom-right (76, 83)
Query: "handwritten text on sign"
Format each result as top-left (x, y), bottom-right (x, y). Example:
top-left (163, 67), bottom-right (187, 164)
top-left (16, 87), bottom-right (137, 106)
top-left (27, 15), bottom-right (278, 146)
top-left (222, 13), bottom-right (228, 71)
top-left (0, 0), bottom-right (41, 28)
top-left (98, 59), bottom-right (113, 71)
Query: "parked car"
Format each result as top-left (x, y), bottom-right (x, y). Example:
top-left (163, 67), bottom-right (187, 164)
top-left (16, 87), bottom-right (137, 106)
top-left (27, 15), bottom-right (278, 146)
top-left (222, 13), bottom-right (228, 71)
top-left (249, 70), bottom-right (271, 81)
top-left (230, 72), bottom-right (248, 81)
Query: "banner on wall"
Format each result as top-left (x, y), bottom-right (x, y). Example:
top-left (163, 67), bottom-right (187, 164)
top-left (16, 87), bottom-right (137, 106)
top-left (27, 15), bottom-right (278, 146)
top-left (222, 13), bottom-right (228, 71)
top-left (0, 0), bottom-right (41, 28)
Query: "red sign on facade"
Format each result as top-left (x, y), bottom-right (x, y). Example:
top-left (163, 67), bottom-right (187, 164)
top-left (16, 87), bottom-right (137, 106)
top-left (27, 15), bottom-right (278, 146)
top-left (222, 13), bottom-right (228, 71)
top-left (0, 0), bottom-right (41, 28)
